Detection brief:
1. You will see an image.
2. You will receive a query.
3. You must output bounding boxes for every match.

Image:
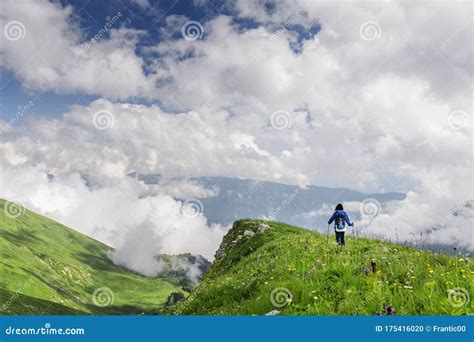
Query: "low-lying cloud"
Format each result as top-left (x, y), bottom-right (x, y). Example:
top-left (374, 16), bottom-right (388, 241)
top-left (0, 162), bottom-right (225, 276)
top-left (0, 0), bottom-right (472, 269)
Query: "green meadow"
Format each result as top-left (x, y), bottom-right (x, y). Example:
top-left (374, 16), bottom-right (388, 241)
top-left (0, 199), bottom-right (180, 315)
top-left (1, 199), bottom-right (471, 316)
top-left (174, 220), bottom-right (472, 315)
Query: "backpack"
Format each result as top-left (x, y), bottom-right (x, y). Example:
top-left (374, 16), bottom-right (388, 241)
top-left (335, 213), bottom-right (345, 231)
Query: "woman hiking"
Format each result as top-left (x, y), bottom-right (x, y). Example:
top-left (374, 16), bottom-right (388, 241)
top-left (327, 203), bottom-right (354, 246)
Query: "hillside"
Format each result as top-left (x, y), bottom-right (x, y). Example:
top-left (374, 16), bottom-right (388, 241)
top-left (174, 220), bottom-right (473, 315)
top-left (0, 199), bottom-right (181, 315)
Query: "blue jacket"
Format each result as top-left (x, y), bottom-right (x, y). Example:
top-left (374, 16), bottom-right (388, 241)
top-left (328, 210), bottom-right (353, 229)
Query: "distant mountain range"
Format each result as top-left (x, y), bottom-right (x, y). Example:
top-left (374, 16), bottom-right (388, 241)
top-left (137, 174), bottom-right (405, 230)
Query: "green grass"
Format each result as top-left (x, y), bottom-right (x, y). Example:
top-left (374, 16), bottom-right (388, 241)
top-left (0, 199), bottom-right (181, 315)
top-left (174, 219), bottom-right (473, 315)
top-left (2, 200), bottom-right (472, 316)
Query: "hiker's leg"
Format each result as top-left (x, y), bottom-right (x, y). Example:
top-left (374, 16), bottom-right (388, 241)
top-left (335, 232), bottom-right (342, 245)
top-left (341, 233), bottom-right (345, 246)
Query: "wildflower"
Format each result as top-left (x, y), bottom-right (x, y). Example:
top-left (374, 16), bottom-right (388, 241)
top-left (403, 285), bottom-right (413, 289)
top-left (371, 260), bottom-right (377, 273)
top-left (385, 305), bottom-right (395, 315)
top-left (363, 267), bottom-right (370, 276)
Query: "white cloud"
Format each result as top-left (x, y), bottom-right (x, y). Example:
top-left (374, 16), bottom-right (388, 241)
top-left (0, 162), bottom-right (225, 273)
top-left (0, 0), bottom-right (472, 256)
top-left (0, 0), bottom-right (156, 99)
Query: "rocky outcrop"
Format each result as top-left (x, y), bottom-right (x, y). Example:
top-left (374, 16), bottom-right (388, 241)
top-left (165, 292), bottom-right (185, 307)
top-left (265, 309), bottom-right (281, 316)
top-left (214, 220), bottom-right (271, 260)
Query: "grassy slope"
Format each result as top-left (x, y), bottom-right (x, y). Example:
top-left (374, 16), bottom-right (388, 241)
top-left (0, 199), bottom-right (181, 315)
top-left (175, 220), bottom-right (473, 315)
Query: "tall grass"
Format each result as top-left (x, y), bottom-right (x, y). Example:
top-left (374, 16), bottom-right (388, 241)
top-left (175, 220), bottom-right (472, 315)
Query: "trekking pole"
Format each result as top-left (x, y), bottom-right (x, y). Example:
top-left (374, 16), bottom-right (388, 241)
top-left (326, 224), bottom-right (330, 244)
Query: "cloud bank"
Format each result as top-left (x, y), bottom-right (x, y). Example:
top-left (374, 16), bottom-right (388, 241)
top-left (0, 0), bottom-right (472, 273)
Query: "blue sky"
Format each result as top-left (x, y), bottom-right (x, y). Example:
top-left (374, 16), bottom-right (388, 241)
top-left (1, 0), bottom-right (218, 118)
top-left (0, 0), bottom-right (472, 253)
top-left (0, 0), bottom-right (321, 119)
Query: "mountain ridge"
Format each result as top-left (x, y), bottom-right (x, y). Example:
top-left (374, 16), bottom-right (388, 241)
top-left (136, 174), bottom-right (405, 228)
top-left (174, 219), bottom-right (472, 315)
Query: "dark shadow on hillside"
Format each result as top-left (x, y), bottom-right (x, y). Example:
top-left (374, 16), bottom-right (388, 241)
top-left (0, 227), bottom-right (45, 247)
top-left (18, 267), bottom-right (81, 300)
top-left (73, 251), bottom-right (126, 273)
top-left (0, 288), bottom-right (86, 315)
top-left (0, 287), bottom-right (167, 315)
top-left (83, 303), bottom-right (166, 315)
